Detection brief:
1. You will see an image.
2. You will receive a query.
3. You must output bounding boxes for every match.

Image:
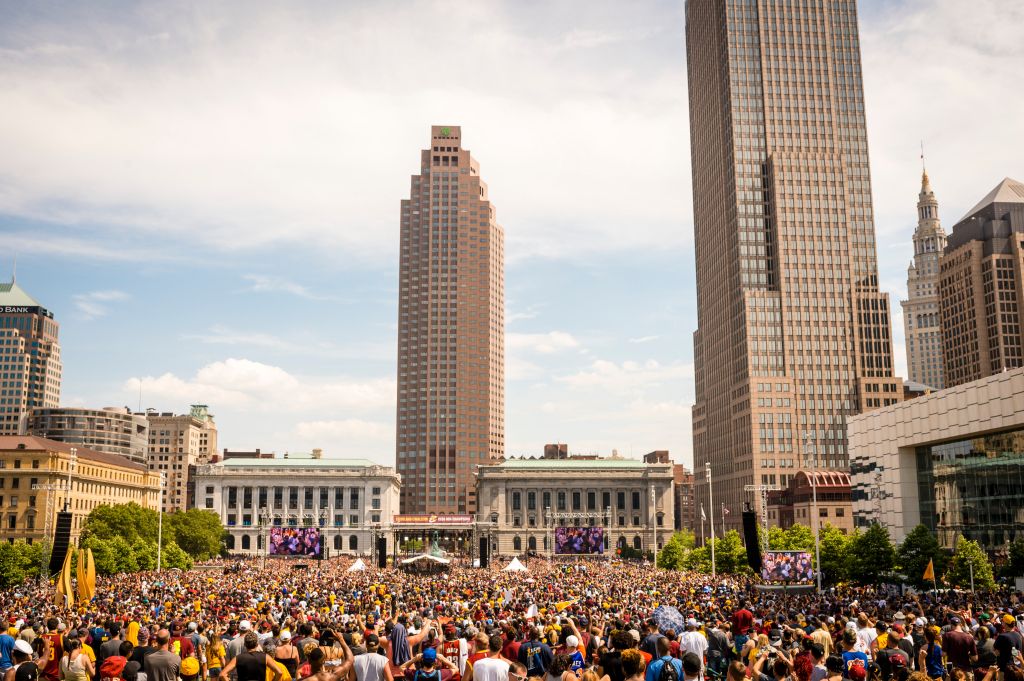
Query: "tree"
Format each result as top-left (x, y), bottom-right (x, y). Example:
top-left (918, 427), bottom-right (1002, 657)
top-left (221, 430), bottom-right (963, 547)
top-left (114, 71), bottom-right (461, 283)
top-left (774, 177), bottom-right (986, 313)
top-left (1001, 539), bottom-right (1024, 579)
top-left (848, 523), bottom-right (896, 583)
top-left (131, 539), bottom-right (157, 572)
top-left (165, 509), bottom-right (223, 559)
top-left (716, 530), bottom-right (753, 574)
top-left (898, 524), bottom-right (947, 588)
top-left (946, 538), bottom-right (994, 590)
top-left (769, 524), bottom-right (815, 552)
top-left (657, 530), bottom-right (696, 570)
top-left (80, 536), bottom-right (118, 575)
top-left (0, 541), bottom-right (38, 588)
top-left (81, 503), bottom-right (159, 544)
top-left (160, 541), bottom-right (194, 571)
top-left (817, 523), bottom-right (852, 584)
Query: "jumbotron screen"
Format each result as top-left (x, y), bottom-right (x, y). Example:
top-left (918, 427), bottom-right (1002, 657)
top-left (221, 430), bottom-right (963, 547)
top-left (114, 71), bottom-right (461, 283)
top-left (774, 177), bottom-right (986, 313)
top-left (554, 527), bottom-right (605, 554)
top-left (761, 550), bottom-right (814, 583)
top-left (268, 527), bottom-right (322, 557)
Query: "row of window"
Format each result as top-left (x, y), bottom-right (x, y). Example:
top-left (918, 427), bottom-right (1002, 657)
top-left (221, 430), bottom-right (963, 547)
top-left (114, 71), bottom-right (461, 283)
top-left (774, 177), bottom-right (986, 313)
top-left (510, 490), bottom-right (646, 512)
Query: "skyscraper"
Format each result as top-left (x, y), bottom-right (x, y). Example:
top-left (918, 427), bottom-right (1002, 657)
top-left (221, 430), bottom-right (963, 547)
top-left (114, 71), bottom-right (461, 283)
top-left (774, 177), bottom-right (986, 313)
top-left (686, 0), bottom-right (902, 531)
top-left (396, 126), bottom-right (505, 514)
top-left (0, 278), bottom-right (61, 434)
top-left (902, 170), bottom-right (947, 389)
top-left (939, 177), bottom-right (1024, 387)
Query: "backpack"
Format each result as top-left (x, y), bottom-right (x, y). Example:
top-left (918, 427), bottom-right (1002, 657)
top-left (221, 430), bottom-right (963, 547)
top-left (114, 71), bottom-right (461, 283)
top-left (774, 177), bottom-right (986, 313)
top-left (658, 658), bottom-right (680, 681)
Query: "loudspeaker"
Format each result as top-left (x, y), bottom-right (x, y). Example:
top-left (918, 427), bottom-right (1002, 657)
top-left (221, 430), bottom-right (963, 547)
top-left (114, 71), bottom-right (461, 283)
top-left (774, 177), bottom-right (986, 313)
top-left (741, 510), bottom-right (762, 572)
top-left (377, 537), bottom-right (388, 568)
top-left (479, 537), bottom-right (489, 568)
top-left (49, 511), bottom-right (73, 574)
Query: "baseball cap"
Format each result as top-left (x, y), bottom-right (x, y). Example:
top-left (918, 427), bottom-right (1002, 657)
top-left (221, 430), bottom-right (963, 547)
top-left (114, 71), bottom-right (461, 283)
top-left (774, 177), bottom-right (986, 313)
top-left (1003, 615), bottom-right (1016, 626)
top-left (422, 648), bottom-right (437, 664)
top-left (280, 631), bottom-right (291, 641)
top-left (893, 612), bottom-right (906, 621)
top-left (849, 666), bottom-right (867, 681)
top-left (14, 640), bottom-right (33, 655)
top-left (629, 630), bottom-right (641, 642)
top-left (890, 624), bottom-right (905, 635)
top-left (366, 634), bottom-right (379, 646)
top-left (239, 620), bottom-right (252, 631)
top-left (686, 618), bottom-right (698, 628)
top-left (949, 616), bottom-right (960, 624)
top-left (566, 635), bottom-right (579, 648)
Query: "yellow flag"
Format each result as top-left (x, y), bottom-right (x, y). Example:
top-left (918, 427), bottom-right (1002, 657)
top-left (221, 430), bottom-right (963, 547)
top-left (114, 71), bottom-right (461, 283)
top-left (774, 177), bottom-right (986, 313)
top-left (85, 549), bottom-right (96, 601)
top-left (923, 558), bottom-right (935, 581)
top-left (76, 549), bottom-right (88, 604)
top-left (555, 599), bottom-right (575, 612)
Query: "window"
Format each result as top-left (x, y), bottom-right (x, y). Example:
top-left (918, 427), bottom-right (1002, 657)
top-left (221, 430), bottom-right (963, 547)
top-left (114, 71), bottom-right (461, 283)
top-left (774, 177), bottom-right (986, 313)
top-left (350, 489), bottom-right (360, 509)
top-left (542, 491), bottom-right (551, 509)
top-left (513, 536), bottom-right (521, 551)
top-left (618, 516), bottom-right (625, 527)
top-left (205, 498), bottom-right (213, 509)
top-left (587, 492), bottom-right (596, 510)
top-left (557, 491), bottom-right (566, 510)
top-left (335, 514), bottom-right (343, 526)
top-left (835, 507), bottom-right (845, 517)
top-left (334, 535), bottom-right (343, 550)
top-left (512, 492), bottom-right (521, 511)
top-left (206, 486), bottom-right (214, 494)
top-left (572, 492), bottom-right (581, 511)
top-left (319, 488), bottom-right (328, 509)
top-left (617, 491), bottom-right (625, 509)
top-left (241, 535), bottom-right (251, 550)
top-left (274, 487), bottom-right (283, 508)
top-left (225, 535), bottom-right (236, 550)
top-left (334, 488), bottom-right (343, 507)
top-left (372, 487), bottom-right (381, 496)
top-left (512, 516), bottom-right (521, 527)
top-left (304, 489), bottom-right (314, 509)
top-left (371, 498), bottom-right (380, 510)
top-left (227, 514), bottom-right (236, 526)
top-left (603, 492), bottom-right (611, 509)
top-left (349, 535), bottom-right (358, 551)
top-left (350, 514), bottom-right (359, 526)
top-left (819, 508), bottom-right (828, 517)
top-left (10, 478), bottom-right (18, 490)
top-left (243, 488), bottom-right (252, 508)
top-left (527, 491), bottom-right (536, 510)
top-left (633, 536), bottom-right (642, 550)
top-left (289, 487), bottom-right (298, 508)
top-left (258, 488), bottom-right (267, 508)
top-left (633, 516), bottom-right (640, 527)
top-left (528, 536), bottom-right (537, 551)
top-left (632, 491), bottom-right (641, 510)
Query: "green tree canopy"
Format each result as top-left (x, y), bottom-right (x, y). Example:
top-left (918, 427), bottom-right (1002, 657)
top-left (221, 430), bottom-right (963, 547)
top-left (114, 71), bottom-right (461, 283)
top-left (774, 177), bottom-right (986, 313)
top-left (848, 523), bottom-right (896, 583)
top-left (898, 524), bottom-right (947, 588)
top-left (657, 530), bottom-right (696, 570)
top-left (817, 523), bottom-right (853, 584)
top-left (165, 509), bottom-right (223, 560)
top-left (81, 502), bottom-right (159, 544)
top-left (946, 538), bottom-right (994, 590)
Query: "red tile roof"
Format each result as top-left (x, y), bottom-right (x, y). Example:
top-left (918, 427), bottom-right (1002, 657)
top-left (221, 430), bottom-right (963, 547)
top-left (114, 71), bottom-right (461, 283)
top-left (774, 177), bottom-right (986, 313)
top-left (0, 435), bottom-right (147, 472)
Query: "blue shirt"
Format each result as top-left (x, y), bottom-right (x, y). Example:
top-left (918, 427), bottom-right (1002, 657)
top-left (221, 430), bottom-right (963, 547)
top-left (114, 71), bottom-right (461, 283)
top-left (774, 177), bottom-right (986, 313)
top-left (0, 634), bottom-right (15, 672)
top-left (842, 652), bottom-right (868, 679)
top-left (645, 656), bottom-right (683, 681)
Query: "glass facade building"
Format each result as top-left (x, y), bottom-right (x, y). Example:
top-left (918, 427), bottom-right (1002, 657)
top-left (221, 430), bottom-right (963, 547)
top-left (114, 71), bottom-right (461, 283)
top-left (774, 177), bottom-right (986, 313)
top-left (915, 430), bottom-right (1024, 549)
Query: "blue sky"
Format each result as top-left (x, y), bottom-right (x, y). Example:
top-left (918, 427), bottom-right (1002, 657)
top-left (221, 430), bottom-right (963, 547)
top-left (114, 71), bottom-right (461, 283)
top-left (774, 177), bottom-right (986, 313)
top-left (1, 0), bottom-right (1021, 468)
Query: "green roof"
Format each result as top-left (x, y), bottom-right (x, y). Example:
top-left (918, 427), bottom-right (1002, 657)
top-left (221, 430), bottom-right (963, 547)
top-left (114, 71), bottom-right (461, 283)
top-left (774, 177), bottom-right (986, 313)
top-left (221, 457), bottom-right (380, 468)
top-left (0, 281), bottom-right (42, 307)
top-left (492, 458), bottom-right (649, 470)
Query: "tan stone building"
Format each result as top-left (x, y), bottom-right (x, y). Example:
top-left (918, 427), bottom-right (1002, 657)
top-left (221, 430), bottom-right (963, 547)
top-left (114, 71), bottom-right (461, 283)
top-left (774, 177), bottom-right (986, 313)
top-left (0, 435), bottom-right (161, 544)
top-left (939, 178), bottom-right (1024, 387)
top-left (27, 406), bottom-right (149, 464)
top-left (766, 471), bottom-right (853, 534)
top-left (396, 125), bottom-right (505, 514)
top-left (475, 455), bottom-right (674, 557)
top-left (141, 405), bottom-right (217, 512)
top-left (902, 171), bottom-right (947, 389)
top-left (0, 279), bottom-right (61, 435)
top-left (849, 367), bottom-right (1024, 550)
top-left (685, 0), bottom-right (901, 531)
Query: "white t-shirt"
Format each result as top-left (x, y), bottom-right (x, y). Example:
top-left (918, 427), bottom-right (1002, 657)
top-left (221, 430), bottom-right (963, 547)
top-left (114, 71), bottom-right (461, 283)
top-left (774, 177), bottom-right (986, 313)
top-left (354, 653), bottom-right (390, 681)
top-left (471, 657), bottom-right (510, 681)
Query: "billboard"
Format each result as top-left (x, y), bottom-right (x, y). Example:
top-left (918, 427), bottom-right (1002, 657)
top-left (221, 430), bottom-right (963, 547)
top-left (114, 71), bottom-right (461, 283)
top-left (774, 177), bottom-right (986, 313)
top-left (554, 527), bottom-right (605, 555)
top-left (761, 550), bottom-right (814, 583)
top-left (393, 514), bottom-right (474, 525)
top-left (268, 527), bottom-right (322, 557)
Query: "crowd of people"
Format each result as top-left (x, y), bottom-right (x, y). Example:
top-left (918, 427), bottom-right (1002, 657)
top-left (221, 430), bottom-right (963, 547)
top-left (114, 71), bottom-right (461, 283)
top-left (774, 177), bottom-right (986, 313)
top-left (1, 559), bottom-right (1023, 681)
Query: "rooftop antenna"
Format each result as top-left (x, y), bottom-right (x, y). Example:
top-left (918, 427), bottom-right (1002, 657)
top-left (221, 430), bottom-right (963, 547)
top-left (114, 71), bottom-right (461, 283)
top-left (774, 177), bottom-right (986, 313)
top-left (11, 254), bottom-right (15, 284)
top-left (920, 140), bottom-right (926, 172)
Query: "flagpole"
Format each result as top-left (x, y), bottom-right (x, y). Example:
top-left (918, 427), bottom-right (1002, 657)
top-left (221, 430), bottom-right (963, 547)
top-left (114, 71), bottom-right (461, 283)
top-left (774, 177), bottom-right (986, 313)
top-left (700, 505), bottom-right (705, 547)
top-left (721, 503), bottom-right (726, 538)
top-left (706, 462), bottom-right (715, 578)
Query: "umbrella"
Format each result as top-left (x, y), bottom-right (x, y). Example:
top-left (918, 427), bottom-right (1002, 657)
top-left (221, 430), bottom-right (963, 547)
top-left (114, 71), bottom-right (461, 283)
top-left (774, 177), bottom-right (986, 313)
top-left (651, 605), bottom-right (685, 634)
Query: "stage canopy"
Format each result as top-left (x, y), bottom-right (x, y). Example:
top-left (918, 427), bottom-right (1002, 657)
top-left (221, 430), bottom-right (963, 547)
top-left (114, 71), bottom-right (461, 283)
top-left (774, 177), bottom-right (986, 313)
top-left (400, 553), bottom-right (451, 565)
top-left (502, 557), bottom-right (528, 572)
top-left (347, 558), bottom-right (367, 572)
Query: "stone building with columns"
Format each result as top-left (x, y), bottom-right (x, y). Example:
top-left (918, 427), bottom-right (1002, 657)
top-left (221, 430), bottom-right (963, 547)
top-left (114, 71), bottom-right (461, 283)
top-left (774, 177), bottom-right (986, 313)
top-left (474, 454), bottom-right (674, 557)
top-left (193, 450), bottom-right (401, 557)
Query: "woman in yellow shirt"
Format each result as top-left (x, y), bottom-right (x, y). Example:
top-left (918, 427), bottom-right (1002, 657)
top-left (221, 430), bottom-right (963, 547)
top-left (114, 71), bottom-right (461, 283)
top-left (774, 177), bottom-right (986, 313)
top-left (206, 629), bottom-right (227, 681)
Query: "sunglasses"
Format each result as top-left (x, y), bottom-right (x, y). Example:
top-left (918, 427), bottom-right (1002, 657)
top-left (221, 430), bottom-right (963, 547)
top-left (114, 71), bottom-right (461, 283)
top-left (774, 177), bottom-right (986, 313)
top-left (510, 674), bottom-right (526, 680)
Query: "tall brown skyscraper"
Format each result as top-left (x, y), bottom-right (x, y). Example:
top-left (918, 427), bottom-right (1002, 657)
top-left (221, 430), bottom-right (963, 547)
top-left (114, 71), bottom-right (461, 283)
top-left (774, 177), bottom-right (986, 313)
top-left (686, 0), bottom-right (901, 531)
top-left (396, 126), bottom-right (505, 514)
top-left (939, 178), bottom-right (1024, 387)
top-left (0, 278), bottom-right (61, 434)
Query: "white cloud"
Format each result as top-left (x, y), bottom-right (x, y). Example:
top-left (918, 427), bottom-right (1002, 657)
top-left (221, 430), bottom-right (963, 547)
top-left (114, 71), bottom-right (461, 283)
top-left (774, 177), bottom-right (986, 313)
top-left (292, 419), bottom-right (394, 459)
top-left (72, 290), bottom-right (129, 320)
top-left (628, 335), bottom-right (660, 344)
top-left (240, 274), bottom-right (329, 300)
top-left (507, 331), bottom-right (580, 354)
top-left (124, 358), bottom-right (395, 413)
top-left (558, 359), bottom-right (694, 390)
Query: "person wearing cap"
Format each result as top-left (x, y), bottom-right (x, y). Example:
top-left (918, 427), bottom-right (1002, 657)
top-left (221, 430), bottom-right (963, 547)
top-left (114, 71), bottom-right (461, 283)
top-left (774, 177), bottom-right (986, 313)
top-left (353, 634), bottom-right (392, 681)
top-left (940, 617), bottom-right (975, 675)
top-left (272, 632), bottom-right (298, 679)
top-left (217, 632), bottom-right (284, 681)
top-left (841, 629), bottom-right (869, 679)
top-left (517, 628), bottom-right (552, 679)
top-left (40, 620), bottom-right (63, 681)
top-left (993, 615), bottom-right (1024, 672)
top-left (5, 636), bottom-right (51, 681)
top-left (887, 626), bottom-right (914, 670)
top-left (224, 622), bottom-right (252, 676)
top-left (1, 627), bottom-right (16, 674)
top-left (439, 625), bottom-right (467, 680)
top-left (399, 647), bottom-right (457, 681)
top-left (854, 617), bottom-right (875, 660)
top-left (679, 620), bottom-right (707, 671)
top-left (810, 621), bottom-right (833, 659)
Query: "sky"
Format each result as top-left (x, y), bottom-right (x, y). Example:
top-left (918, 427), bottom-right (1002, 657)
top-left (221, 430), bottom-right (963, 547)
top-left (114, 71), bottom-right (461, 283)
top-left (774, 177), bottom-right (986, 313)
top-left (1, 0), bottom-right (1021, 469)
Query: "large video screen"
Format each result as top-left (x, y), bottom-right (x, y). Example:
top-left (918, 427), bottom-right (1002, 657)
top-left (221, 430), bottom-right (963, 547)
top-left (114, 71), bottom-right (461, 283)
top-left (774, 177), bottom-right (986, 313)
top-left (269, 527), bottom-right (322, 557)
top-left (555, 527), bottom-right (605, 555)
top-left (761, 551), bottom-right (814, 583)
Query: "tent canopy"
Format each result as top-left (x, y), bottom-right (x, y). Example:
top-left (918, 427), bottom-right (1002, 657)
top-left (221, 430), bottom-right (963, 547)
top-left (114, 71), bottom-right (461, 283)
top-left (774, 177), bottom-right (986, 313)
top-left (502, 557), bottom-right (528, 572)
top-left (400, 553), bottom-right (451, 565)
top-left (347, 558), bottom-right (367, 572)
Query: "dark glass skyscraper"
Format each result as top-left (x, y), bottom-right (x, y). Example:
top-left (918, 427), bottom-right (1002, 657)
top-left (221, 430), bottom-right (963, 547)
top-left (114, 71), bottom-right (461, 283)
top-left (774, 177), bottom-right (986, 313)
top-left (686, 0), bottom-right (901, 530)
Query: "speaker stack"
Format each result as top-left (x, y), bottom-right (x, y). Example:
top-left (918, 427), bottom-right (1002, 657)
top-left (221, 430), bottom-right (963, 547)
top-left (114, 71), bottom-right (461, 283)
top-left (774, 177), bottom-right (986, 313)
top-left (741, 509), bottom-right (763, 573)
top-left (376, 536), bottom-right (388, 568)
top-left (48, 511), bottom-right (73, 574)
top-left (478, 537), bottom-right (489, 568)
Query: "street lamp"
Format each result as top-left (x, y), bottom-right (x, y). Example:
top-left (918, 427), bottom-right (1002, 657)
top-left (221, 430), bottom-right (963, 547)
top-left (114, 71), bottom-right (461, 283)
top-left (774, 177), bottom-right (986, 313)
top-left (65, 448), bottom-right (77, 511)
top-left (650, 484), bottom-right (658, 569)
top-left (156, 471), bottom-right (167, 572)
top-left (804, 432), bottom-right (822, 593)
top-left (706, 462), bottom-right (715, 577)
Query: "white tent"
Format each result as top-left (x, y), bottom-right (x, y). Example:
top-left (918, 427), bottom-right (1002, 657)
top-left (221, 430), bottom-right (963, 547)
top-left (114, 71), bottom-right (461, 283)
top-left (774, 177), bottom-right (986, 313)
top-left (347, 558), bottom-right (367, 572)
top-left (502, 557), bottom-right (528, 572)
top-left (400, 553), bottom-right (451, 565)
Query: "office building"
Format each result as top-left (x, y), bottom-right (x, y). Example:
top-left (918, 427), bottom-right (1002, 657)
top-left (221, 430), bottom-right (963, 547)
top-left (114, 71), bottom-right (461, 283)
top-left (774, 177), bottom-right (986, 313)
top-left (672, 465), bottom-right (696, 533)
top-left (475, 455), bottom-right (673, 556)
top-left (141, 405), bottom-right (217, 512)
top-left (902, 170), bottom-right (947, 389)
top-left (193, 451), bottom-right (401, 556)
top-left (0, 435), bottom-right (161, 544)
top-left (396, 125), bottom-right (505, 514)
top-left (685, 0), bottom-right (901, 531)
top-left (766, 470), bottom-right (854, 534)
top-left (939, 178), bottom-right (1024, 387)
top-left (0, 279), bottom-right (61, 434)
top-left (849, 367), bottom-right (1024, 550)
top-left (27, 407), bottom-right (148, 464)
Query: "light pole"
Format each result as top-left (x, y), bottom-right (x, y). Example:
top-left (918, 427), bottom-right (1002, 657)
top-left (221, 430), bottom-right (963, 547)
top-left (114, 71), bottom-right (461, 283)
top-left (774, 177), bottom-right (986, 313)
top-left (706, 462), bottom-right (715, 577)
top-left (650, 484), bottom-right (658, 568)
top-left (156, 471), bottom-right (166, 572)
top-left (804, 432), bottom-right (822, 593)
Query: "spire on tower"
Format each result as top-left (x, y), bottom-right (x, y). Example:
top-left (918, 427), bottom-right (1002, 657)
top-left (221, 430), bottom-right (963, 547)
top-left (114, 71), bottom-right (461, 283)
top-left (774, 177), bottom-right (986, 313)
top-left (10, 255), bottom-right (15, 284)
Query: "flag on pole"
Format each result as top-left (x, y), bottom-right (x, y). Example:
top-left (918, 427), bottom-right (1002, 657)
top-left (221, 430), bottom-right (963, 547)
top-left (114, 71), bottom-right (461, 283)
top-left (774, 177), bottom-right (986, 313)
top-left (722, 504), bottom-right (730, 515)
top-left (923, 558), bottom-right (935, 581)
top-left (700, 505), bottom-right (706, 521)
